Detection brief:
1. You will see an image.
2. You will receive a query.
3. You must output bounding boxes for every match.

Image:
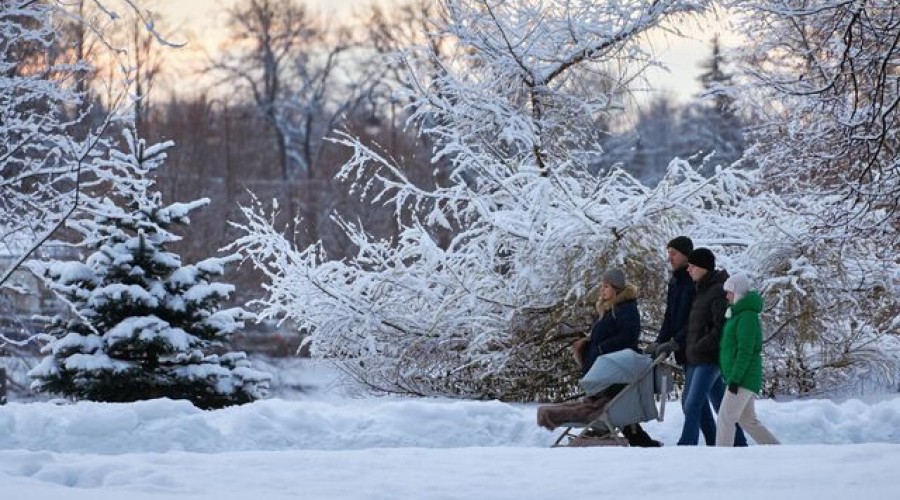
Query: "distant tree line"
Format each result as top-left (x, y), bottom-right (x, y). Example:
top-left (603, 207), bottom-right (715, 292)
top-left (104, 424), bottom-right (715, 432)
top-left (601, 36), bottom-right (748, 185)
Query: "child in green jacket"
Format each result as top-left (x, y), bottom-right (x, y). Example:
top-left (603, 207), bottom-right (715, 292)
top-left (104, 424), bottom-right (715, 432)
top-left (715, 273), bottom-right (780, 446)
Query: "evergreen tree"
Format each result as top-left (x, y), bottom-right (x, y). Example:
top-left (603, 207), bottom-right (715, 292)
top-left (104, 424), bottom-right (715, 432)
top-left (602, 38), bottom-right (746, 186)
top-left (678, 36), bottom-right (746, 168)
top-left (632, 95), bottom-right (683, 184)
top-left (597, 95), bottom-right (683, 186)
top-left (27, 131), bottom-right (270, 409)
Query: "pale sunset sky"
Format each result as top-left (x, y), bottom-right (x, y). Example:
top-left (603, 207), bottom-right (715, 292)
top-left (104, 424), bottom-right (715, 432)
top-left (147, 0), bottom-right (735, 104)
top-left (148, 0), bottom-right (396, 98)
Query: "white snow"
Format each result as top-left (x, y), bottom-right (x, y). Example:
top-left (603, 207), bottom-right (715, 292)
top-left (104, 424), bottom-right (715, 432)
top-left (156, 199), bottom-right (210, 224)
top-left (0, 361), bottom-right (897, 499)
top-left (46, 261), bottom-right (97, 285)
top-left (167, 266), bottom-right (198, 288)
top-left (63, 352), bottom-right (132, 373)
top-left (88, 283), bottom-right (159, 309)
top-left (201, 309), bottom-right (250, 335)
top-left (105, 316), bottom-right (191, 351)
top-left (182, 283), bottom-right (234, 303)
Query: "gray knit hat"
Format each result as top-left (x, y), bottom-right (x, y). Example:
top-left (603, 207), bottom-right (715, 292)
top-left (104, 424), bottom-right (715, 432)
top-left (601, 268), bottom-right (626, 290)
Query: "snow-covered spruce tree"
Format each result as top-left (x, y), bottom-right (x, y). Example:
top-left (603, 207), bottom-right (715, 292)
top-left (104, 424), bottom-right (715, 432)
top-left (28, 131), bottom-right (270, 409)
top-left (677, 35), bottom-right (746, 171)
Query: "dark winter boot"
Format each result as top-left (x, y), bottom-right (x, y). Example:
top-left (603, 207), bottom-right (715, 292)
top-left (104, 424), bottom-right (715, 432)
top-left (622, 424), bottom-right (663, 447)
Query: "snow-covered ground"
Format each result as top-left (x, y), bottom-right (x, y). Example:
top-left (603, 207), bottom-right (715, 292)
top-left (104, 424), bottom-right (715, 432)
top-left (1, 361), bottom-right (898, 499)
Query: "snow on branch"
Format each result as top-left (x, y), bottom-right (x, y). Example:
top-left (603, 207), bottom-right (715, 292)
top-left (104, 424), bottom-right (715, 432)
top-left (727, 0), bottom-right (900, 243)
top-left (0, 1), bottom-right (184, 291)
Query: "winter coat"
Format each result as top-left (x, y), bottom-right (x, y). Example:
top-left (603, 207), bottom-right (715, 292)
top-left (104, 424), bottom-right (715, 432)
top-left (582, 284), bottom-right (641, 374)
top-left (719, 290), bottom-right (765, 394)
top-left (653, 266), bottom-right (695, 365)
top-left (685, 269), bottom-right (729, 365)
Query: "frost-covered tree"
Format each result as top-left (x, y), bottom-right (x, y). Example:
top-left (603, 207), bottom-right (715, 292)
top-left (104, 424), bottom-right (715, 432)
top-left (28, 131), bottom-right (270, 409)
top-left (233, 0), bottom-right (714, 400)
top-left (726, 0), bottom-right (900, 242)
top-left (0, 0), bottom-right (181, 288)
top-left (1, 1), bottom-right (106, 287)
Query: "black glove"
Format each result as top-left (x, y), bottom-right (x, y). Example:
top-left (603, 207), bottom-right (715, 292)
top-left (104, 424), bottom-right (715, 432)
top-left (644, 342), bottom-right (658, 356)
top-left (656, 339), bottom-right (678, 357)
top-left (728, 383), bottom-right (739, 394)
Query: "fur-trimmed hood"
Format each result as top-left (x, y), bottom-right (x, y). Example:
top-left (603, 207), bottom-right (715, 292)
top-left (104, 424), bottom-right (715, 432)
top-left (595, 283), bottom-right (639, 315)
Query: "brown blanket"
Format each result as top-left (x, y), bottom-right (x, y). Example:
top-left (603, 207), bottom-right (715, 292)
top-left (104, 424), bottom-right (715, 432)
top-left (536, 393), bottom-right (613, 430)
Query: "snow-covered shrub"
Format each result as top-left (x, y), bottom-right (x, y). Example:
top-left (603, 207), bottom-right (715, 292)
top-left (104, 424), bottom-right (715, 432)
top-left (706, 194), bottom-right (900, 396)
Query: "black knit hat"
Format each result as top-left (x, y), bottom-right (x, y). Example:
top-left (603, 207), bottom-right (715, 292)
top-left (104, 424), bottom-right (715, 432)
top-left (667, 236), bottom-right (693, 258)
top-left (688, 248), bottom-right (715, 271)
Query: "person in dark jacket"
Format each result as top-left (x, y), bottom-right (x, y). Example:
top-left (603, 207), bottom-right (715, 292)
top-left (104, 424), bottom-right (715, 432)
top-left (676, 248), bottom-right (746, 446)
top-left (573, 268), bottom-right (640, 374)
top-left (569, 268), bottom-right (661, 447)
top-left (645, 236), bottom-right (695, 365)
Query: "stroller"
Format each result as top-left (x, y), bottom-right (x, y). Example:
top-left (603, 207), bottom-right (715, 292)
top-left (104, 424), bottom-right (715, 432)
top-left (537, 349), bottom-right (678, 447)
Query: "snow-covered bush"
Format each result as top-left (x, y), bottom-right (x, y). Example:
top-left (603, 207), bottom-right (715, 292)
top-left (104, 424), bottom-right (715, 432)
top-left (28, 131), bottom-right (270, 409)
top-left (710, 194), bottom-right (900, 396)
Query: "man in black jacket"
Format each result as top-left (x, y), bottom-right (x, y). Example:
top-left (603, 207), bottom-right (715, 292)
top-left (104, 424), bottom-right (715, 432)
top-left (645, 236), bottom-right (695, 364)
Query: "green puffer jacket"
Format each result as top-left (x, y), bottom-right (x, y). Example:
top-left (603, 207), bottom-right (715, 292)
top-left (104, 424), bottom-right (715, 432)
top-left (719, 290), bottom-right (764, 394)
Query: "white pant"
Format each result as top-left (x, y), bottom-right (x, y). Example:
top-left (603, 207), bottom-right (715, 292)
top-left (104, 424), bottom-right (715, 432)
top-left (716, 387), bottom-right (780, 446)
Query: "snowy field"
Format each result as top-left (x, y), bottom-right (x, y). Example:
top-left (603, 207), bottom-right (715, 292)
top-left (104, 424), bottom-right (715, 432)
top-left (0, 361), bottom-right (898, 499)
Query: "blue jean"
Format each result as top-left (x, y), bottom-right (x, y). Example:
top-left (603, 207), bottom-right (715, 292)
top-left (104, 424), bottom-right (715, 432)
top-left (678, 364), bottom-right (747, 446)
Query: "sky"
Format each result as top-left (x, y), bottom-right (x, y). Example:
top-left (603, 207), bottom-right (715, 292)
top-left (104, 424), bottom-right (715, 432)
top-left (147, 0), bottom-right (736, 104)
top-left (0, 359), bottom-right (898, 499)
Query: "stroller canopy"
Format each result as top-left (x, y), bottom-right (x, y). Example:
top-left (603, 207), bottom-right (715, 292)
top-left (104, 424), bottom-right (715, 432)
top-left (581, 348), bottom-right (652, 397)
